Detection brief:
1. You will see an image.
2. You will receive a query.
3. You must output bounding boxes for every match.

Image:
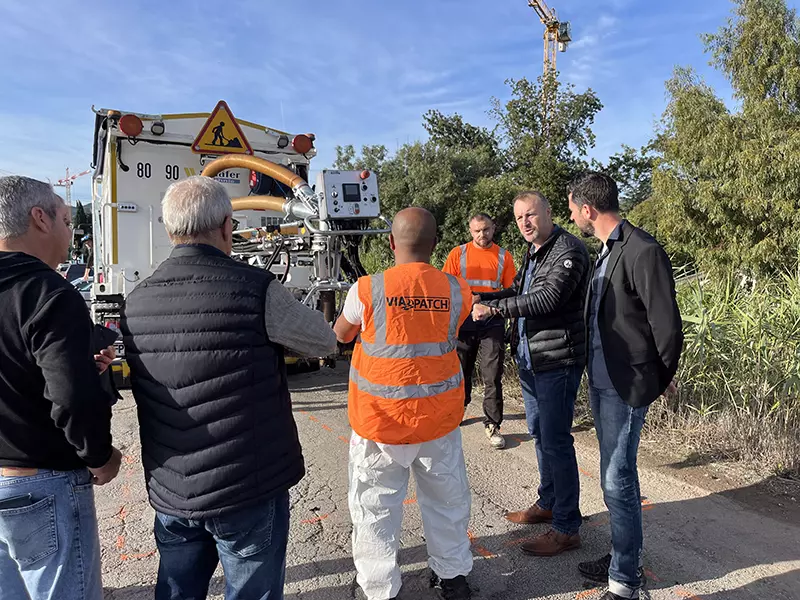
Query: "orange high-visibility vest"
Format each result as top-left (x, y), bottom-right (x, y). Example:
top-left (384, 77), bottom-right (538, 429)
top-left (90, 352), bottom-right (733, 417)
top-left (443, 243), bottom-right (516, 294)
top-left (348, 263), bottom-right (472, 444)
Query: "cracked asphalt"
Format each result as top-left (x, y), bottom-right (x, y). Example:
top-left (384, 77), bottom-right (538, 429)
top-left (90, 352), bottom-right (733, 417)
top-left (100, 366), bottom-right (800, 599)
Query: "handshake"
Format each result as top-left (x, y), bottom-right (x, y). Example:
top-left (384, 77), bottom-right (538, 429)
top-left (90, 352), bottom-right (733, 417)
top-left (471, 294), bottom-right (499, 322)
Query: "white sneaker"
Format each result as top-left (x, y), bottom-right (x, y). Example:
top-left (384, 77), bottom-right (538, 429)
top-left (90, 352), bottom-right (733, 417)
top-left (485, 424), bottom-right (506, 449)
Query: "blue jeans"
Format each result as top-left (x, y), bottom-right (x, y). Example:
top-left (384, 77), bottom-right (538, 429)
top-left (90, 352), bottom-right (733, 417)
top-left (0, 468), bottom-right (102, 600)
top-left (519, 365), bottom-right (583, 535)
top-left (154, 490), bottom-right (290, 600)
top-left (590, 386), bottom-right (648, 598)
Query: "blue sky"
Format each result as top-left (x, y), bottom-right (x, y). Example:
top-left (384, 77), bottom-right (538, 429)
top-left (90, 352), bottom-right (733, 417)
top-left (0, 0), bottom-right (778, 204)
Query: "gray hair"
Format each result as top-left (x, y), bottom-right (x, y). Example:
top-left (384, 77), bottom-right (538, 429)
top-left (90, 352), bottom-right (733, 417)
top-left (0, 176), bottom-right (63, 239)
top-left (162, 176), bottom-right (232, 239)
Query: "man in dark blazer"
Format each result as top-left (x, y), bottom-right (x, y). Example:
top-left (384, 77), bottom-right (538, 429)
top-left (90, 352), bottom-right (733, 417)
top-left (567, 172), bottom-right (683, 600)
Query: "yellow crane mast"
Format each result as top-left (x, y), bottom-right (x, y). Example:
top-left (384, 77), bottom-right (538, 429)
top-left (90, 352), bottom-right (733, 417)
top-left (527, 0), bottom-right (572, 76)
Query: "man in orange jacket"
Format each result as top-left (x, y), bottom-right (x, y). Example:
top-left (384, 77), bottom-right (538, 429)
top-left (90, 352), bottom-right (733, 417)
top-left (334, 207), bottom-right (474, 600)
top-left (443, 213), bottom-right (516, 449)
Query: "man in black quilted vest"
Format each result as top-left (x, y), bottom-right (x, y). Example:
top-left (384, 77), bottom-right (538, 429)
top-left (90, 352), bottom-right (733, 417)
top-left (121, 176), bottom-right (337, 600)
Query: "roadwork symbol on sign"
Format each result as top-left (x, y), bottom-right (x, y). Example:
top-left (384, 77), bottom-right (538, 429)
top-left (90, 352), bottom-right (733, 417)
top-left (192, 100), bottom-right (253, 155)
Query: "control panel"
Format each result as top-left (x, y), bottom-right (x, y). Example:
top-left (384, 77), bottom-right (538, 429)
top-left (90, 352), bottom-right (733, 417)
top-left (316, 169), bottom-right (381, 220)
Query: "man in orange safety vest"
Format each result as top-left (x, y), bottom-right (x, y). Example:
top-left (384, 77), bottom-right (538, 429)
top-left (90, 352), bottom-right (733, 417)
top-left (334, 207), bottom-right (474, 600)
top-left (443, 213), bottom-right (516, 449)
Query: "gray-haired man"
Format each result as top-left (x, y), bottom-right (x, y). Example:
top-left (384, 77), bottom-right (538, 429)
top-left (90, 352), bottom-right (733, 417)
top-left (121, 176), bottom-right (337, 600)
top-left (0, 175), bottom-right (122, 600)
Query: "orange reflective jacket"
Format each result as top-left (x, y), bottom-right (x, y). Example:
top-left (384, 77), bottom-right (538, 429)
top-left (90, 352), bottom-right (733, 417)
top-left (442, 243), bottom-right (516, 294)
top-left (348, 263), bottom-right (472, 444)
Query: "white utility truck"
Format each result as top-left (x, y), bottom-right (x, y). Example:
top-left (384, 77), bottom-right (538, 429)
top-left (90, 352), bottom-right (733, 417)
top-left (89, 101), bottom-right (389, 384)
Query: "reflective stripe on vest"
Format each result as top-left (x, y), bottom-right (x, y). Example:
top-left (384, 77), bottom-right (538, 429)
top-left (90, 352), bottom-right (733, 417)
top-left (359, 272), bottom-right (463, 359)
top-left (350, 369), bottom-right (464, 400)
top-left (460, 244), bottom-right (506, 290)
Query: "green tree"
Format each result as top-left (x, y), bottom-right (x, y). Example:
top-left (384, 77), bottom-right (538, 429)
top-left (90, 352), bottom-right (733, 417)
top-left (643, 0), bottom-right (800, 276)
top-left (594, 144), bottom-right (654, 212)
top-left (335, 76), bottom-right (604, 271)
top-left (422, 110), bottom-right (499, 156)
top-left (74, 201), bottom-right (91, 234)
top-left (489, 75), bottom-right (603, 220)
top-left (333, 144), bottom-right (388, 176)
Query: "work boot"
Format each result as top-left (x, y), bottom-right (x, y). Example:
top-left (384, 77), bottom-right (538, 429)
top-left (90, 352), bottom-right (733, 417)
top-left (578, 553), bottom-right (646, 585)
top-left (430, 572), bottom-right (472, 600)
top-left (485, 424), bottom-right (506, 449)
top-left (598, 592), bottom-right (628, 600)
top-left (504, 503), bottom-right (553, 524)
top-left (520, 528), bottom-right (581, 556)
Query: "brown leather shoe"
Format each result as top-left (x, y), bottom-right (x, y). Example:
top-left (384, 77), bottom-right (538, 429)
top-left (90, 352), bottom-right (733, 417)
top-left (520, 529), bottom-right (581, 556)
top-left (504, 504), bottom-right (553, 524)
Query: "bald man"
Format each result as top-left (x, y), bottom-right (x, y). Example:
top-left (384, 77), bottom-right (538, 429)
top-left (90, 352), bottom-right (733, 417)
top-left (334, 208), bottom-right (475, 600)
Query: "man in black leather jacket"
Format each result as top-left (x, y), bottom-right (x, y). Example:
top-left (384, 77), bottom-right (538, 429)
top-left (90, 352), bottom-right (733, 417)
top-left (474, 191), bottom-right (589, 557)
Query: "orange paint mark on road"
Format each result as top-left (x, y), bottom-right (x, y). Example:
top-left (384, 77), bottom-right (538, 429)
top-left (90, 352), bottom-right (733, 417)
top-left (644, 569), bottom-right (661, 583)
top-left (403, 496), bottom-right (417, 505)
top-left (502, 537), bottom-right (529, 547)
top-left (321, 424), bottom-right (333, 431)
top-left (122, 455), bottom-right (136, 465)
top-left (676, 589), bottom-right (702, 600)
top-left (301, 514), bottom-right (329, 525)
top-left (120, 551), bottom-right (156, 561)
top-left (308, 415), bottom-right (319, 422)
top-left (115, 506), bottom-right (128, 521)
top-left (116, 536), bottom-right (125, 549)
top-left (641, 499), bottom-right (655, 511)
top-left (467, 529), bottom-right (496, 558)
top-left (578, 467), bottom-right (595, 478)
top-left (575, 590), bottom-right (600, 599)
top-left (338, 436), bottom-right (349, 443)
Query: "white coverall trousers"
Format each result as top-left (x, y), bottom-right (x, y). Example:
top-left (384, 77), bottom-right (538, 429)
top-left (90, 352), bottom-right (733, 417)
top-left (348, 427), bottom-right (473, 600)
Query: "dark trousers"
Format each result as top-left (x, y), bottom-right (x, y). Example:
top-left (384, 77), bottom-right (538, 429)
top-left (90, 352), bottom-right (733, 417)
top-left (457, 322), bottom-right (505, 427)
top-left (153, 491), bottom-right (290, 600)
top-left (519, 365), bottom-right (583, 535)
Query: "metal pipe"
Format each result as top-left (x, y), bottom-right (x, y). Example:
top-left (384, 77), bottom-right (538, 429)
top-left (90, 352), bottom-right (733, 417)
top-left (148, 205), bottom-right (154, 268)
top-left (302, 281), bottom-right (352, 306)
top-left (302, 215), bottom-right (392, 236)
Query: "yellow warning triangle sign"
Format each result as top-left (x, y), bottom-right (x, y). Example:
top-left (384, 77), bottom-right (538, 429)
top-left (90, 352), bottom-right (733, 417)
top-left (192, 100), bottom-right (253, 155)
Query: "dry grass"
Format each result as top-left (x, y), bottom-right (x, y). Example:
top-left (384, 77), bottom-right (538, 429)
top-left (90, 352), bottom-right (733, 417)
top-left (494, 269), bottom-right (800, 479)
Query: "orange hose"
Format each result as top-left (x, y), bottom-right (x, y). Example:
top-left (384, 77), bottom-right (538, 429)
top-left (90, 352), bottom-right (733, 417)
top-left (230, 196), bottom-right (288, 213)
top-left (201, 155), bottom-right (306, 189)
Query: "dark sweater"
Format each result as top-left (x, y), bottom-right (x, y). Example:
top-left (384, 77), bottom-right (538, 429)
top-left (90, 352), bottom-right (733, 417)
top-left (0, 252), bottom-right (113, 470)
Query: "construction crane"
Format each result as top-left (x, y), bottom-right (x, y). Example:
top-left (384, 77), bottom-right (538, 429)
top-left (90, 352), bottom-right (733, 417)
top-left (528, 0), bottom-right (572, 76)
top-left (53, 167), bottom-right (91, 207)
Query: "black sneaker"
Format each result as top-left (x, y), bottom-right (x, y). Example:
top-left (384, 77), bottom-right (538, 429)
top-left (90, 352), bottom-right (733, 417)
top-left (430, 572), bottom-right (472, 600)
top-left (578, 553), bottom-right (645, 585)
top-left (599, 592), bottom-right (626, 600)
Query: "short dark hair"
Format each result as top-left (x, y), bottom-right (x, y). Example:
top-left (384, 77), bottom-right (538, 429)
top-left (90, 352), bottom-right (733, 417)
top-left (469, 212), bottom-right (494, 225)
top-left (513, 190), bottom-right (550, 209)
top-left (568, 172), bottom-right (619, 213)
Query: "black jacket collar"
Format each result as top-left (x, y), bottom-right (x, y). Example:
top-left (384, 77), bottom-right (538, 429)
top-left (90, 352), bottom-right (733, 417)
top-left (170, 243), bottom-right (230, 260)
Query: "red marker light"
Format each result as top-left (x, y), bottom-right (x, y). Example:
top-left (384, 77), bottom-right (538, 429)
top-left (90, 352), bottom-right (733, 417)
top-left (292, 134), bottom-right (313, 154)
top-left (119, 114), bottom-right (143, 137)
top-left (360, 170), bottom-right (371, 180)
top-left (249, 170), bottom-right (258, 189)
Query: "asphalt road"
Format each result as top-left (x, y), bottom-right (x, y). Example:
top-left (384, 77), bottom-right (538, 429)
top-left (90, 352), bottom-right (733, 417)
top-left (99, 366), bottom-right (800, 599)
